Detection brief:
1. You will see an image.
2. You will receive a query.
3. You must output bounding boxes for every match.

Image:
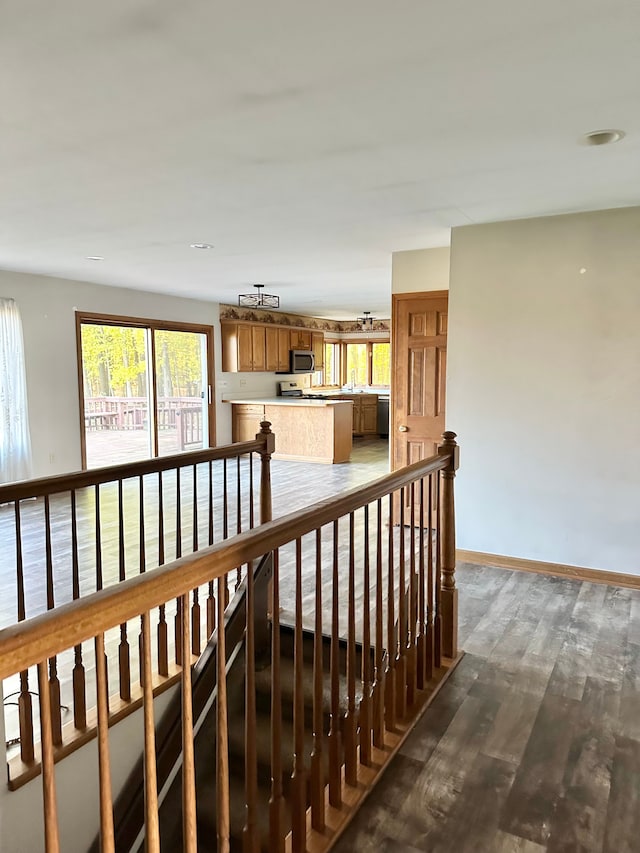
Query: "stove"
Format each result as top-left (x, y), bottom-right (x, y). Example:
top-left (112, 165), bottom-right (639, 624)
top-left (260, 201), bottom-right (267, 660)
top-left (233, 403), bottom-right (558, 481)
top-left (277, 380), bottom-right (305, 398)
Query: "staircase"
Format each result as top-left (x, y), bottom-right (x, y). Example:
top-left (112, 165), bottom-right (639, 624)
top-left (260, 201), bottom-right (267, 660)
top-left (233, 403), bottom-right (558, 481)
top-left (158, 624), bottom-right (365, 852)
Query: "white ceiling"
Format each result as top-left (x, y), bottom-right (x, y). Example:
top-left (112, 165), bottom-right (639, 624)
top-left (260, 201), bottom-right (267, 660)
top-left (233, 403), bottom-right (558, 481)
top-left (1, 1), bottom-right (639, 319)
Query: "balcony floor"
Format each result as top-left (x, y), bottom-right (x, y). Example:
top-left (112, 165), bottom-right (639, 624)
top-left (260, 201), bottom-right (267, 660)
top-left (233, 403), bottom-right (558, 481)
top-left (333, 563), bottom-right (640, 853)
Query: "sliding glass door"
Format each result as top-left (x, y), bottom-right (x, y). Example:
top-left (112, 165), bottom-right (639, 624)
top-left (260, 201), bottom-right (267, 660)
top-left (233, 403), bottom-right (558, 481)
top-left (77, 314), bottom-right (214, 469)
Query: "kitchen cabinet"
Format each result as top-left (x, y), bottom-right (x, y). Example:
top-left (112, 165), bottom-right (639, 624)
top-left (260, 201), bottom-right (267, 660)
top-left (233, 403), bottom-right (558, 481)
top-left (221, 322), bottom-right (267, 372)
top-left (337, 394), bottom-right (379, 436)
top-left (223, 320), bottom-right (315, 372)
top-left (312, 332), bottom-right (324, 371)
top-left (290, 329), bottom-right (312, 350)
top-left (266, 326), bottom-right (290, 372)
top-left (230, 400), bottom-right (352, 463)
top-left (232, 404), bottom-right (266, 442)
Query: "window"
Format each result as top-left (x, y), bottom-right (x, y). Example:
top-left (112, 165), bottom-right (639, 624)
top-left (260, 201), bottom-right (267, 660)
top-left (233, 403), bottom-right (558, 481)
top-left (345, 343), bottom-right (368, 387)
top-left (371, 342), bottom-right (391, 386)
top-left (77, 313), bottom-right (214, 469)
top-left (323, 341), bottom-right (341, 385)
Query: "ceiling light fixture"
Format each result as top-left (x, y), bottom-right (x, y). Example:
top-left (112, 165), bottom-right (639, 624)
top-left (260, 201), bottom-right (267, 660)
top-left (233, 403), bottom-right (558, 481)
top-left (357, 311), bottom-right (375, 331)
top-left (190, 243), bottom-right (213, 249)
top-left (581, 129), bottom-right (625, 146)
top-left (238, 284), bottom-right (280, 309)
top-left (86, 255), bottom-right (105, 261)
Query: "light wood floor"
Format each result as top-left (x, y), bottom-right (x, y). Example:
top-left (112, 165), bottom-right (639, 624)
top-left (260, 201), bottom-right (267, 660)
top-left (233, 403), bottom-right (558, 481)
top-left (333, 564), bottom-right (640, 853)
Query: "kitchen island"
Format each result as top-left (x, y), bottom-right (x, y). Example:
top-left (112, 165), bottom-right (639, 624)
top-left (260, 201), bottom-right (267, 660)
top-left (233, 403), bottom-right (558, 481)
top-left (226, 398), bottom-right (353, 463)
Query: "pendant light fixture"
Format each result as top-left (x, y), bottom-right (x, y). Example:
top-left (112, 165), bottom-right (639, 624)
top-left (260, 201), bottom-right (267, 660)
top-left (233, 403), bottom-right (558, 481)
top-left (238, 284), bottom-right (280, 309)
top-left (357, 311), bottom-right (375, 330)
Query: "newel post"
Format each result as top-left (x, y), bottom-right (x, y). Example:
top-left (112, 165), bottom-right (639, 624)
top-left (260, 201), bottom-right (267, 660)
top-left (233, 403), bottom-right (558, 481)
top-left (438, 431), bottom-right (460, 660)
top-left (258, 421), bottom-right (275, 524)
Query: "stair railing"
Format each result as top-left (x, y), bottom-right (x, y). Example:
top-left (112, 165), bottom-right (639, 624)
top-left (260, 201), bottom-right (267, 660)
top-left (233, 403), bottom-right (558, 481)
top-left (0, 422), bottom-right (275, 788)
top-left (0, 431), bottom-right (459, 853)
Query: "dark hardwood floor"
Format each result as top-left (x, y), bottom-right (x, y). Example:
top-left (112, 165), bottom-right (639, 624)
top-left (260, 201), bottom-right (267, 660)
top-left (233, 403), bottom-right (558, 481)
top-left (333, 564), bottom-right (640, 853)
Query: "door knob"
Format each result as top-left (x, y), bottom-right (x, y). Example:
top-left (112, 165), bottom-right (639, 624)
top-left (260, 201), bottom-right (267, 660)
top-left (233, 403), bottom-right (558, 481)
top-left (398, 425), bottom-right (408, 432)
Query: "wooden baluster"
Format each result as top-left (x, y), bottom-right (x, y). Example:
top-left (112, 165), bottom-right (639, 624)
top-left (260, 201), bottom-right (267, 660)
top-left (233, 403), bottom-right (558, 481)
top-left (95, 632), bottom-right (114, 853)
top-left (206, 461), bottom-right (216, 637)
top-left (181, 594), bottom-right (197, 853)
top-left (438, 432), bottom-right (460, 659)
top-left (95, 485), bottom-right (109, 701)
top-left (426, 474), bottom-right (435, 682)
top-left (138, 476), bottom-right (146, 688)
top-left (15, 501), bottom-right (35, 763)
top-left (328, 520), bottom-right (342, 807)
top-left (117, 480), bottom-right (131, 702)
top-left (223, 460), bottom-right (229, 608)
top-left (175, 468), bottom-right (183, 666)
top-left (142, 610), bottom-right (160, 851)
top-left (38, 659), bottom-right (60, 853)
top-left (406, 482), bottom-right (417, 708)
top-left (258, 421), bottom-right (274, 524)
top-left (360, 504), bottom-right (372, 766)
top-left (248, 453), bottom-right (255, 528)
top-left (217, 573), bottom-right (231, 853)
top-left (155, 473), bottom-right (169, 677)
top-left (269, 550), bottom-right (285, 853)
top-left (291, 538), bottom-right (308, 851)
top-left (434, 473), bottom-right (442, 669)
top-left (372, 498), bottom-right (385, 749)
top-left (416, 477), bottom-right (426, 690)
top-left (44, 496), bottom-right (62, 746)
top-left (235, 457), bottom-right (242, 591)
top-left (310, 528), bottom-right (325, 830)
top-left (191, 465), bottom-right (201, 656)
top-left (243, 560), bottom-right (259, 853)
top-left (385, 495), bottom-right (396, 733)
top-left (344, 513), bottom-right (358, 785)
top-left (395, 488), bottom-right (407, 720)
top-left (70, 490), bottom-right (87, 730)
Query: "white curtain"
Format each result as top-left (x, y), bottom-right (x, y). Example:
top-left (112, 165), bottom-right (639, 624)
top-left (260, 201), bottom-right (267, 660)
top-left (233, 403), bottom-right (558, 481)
top-left (0, 298), bottom-right (32, 483)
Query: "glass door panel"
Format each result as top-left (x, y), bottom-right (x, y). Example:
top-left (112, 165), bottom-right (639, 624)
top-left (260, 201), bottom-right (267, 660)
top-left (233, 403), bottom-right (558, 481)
top-left (81, 324), bottom-right (152, 468)
top-left (154, 329), bottom-right (209, 456)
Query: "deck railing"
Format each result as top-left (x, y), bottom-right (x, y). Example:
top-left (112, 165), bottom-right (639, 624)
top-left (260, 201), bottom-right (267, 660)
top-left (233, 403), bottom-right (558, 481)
top-left (0, 424), bottom-right (274, 786)
top-left (0, 431), bottom-right (459, 853)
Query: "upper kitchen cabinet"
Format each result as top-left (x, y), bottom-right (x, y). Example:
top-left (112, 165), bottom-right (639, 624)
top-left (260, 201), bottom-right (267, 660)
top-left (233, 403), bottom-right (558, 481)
top-left (222, 322), bottom-right (266, 372)
top-left (312, 332), bottom-right (324, 371)
top-left (265, 326), bottom-right (290, 372)
top-left (290, 329), bottom-right (312, 350)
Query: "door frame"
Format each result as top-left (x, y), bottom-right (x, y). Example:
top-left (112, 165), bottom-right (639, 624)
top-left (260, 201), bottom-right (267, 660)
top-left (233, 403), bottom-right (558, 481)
top-left (75, 311), bottom-right (216, 469)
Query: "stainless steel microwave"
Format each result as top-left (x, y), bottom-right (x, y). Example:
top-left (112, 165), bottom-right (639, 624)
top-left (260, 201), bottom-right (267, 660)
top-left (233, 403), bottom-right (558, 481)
top-left (289, 349), bottom-right (315, 373)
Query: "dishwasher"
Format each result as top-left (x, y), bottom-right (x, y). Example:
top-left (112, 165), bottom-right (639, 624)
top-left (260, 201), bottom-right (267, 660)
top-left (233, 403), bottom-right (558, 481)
top-left (377, 397), bottom-right (389, 437)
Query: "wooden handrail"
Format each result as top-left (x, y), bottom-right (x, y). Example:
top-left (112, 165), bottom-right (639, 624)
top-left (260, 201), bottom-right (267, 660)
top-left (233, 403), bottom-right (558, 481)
top-left (0, 449), bottom-right (453, 679)
top-left (0, 437), bottom-right (268, 503)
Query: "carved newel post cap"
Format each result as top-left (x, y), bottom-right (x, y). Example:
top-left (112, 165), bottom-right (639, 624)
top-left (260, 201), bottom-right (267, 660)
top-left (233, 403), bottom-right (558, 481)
top-left (259, 421), bottom-right (273, 434)
top-left (441, 431), bottom-right (457, 445)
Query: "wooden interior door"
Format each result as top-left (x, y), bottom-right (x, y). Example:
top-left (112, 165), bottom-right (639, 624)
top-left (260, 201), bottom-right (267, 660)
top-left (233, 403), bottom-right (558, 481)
top-left (392, 291), bottom-right (448, 518)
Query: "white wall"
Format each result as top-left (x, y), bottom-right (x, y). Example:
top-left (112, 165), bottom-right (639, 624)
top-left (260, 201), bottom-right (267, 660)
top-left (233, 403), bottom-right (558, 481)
top-left (391, 246), bottom-right (450, 293)
top-left (1, 270), bottom-right (302, 476)
top-left (447, 206), bottom-right (640, 574)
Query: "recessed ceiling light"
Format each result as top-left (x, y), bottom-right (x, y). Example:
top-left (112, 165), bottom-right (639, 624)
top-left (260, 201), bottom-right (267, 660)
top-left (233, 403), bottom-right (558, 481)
top-left (86, 256), bottom-right (105, 261)
top-left (581, 129), bottom-right (625, 146)
top-left (190, 243), bottom-right (213, 249)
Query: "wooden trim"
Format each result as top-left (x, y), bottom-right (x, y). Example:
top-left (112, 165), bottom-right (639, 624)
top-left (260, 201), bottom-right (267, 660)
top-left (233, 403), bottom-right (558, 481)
top-left (392, 289), bottom-right (449, 302)
top-left (0, 451), bottom-right (453, 678)
top-left (456, 550), bottom-right (640, 591)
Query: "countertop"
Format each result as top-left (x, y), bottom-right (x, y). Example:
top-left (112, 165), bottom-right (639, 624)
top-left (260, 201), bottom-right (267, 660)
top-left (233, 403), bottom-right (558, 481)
top-left (223, 397), bottom-right (353, 407)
